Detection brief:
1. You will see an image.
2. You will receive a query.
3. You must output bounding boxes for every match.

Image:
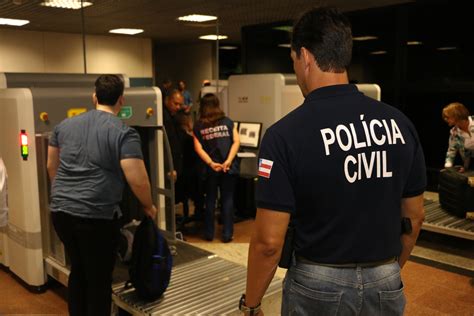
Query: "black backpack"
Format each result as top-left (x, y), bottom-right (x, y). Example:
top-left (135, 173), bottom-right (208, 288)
top-left (127, 216), bottom-right (173, 301)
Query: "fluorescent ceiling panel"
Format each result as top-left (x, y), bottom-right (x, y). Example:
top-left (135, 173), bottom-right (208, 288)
top-left (353, 36), bottom-right (378, 41)
top-left (220, 46), bottom-right (238, 50)
top-left (407, 41), bottom-right (423, 45)
top-left (0, 18), bottom-right (29, 26)
top-left (178, 14), bottom-right (217, 22)
top-left (40, 0), bottom-right (93, 9)
top-left (199, 34), bottom-right (228, 40)
top-left (436, 46), bottom-right (457, 51)
top-left (109, 28), bottom-right (144, 35)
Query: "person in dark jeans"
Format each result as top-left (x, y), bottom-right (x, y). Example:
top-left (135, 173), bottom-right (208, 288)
top-left (193, 94), bottom-right (240, 242)
top-left (47, 74), bottom-right (157, 316)
top-left (175, 111), bottom-right (204, 226)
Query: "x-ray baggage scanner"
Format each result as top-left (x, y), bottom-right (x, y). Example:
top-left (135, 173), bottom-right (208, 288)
top-left (228, 74), bottom-right (381, 137)
top-left (0, 72), bottom-right (130, 89)
top-left (0, 77), bottom-right (283, 314)
top-left (0, 72), bottom-right (130, 270)
top-left (0, 86), bottom-right (172, 288)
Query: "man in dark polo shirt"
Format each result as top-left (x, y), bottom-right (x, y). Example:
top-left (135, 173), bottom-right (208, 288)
top-left (47, 74), bottom-right (157, 316)
top-left (163, 89), bottom-right (185, 179)
top-left (242, 7), bottom-right (426, 316)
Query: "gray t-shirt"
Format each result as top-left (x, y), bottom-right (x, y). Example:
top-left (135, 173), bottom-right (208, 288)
top-left (49, 109), bottom-right (143, 219)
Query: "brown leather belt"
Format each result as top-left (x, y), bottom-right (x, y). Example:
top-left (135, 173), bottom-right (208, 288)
top-left (296, 256), bottom-right (398, 268)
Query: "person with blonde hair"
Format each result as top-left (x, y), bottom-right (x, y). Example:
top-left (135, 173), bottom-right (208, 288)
top-left (442, 102), bottom-right (474, 172)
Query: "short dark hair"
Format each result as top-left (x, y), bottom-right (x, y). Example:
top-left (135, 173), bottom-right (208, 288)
top-left (291, 7), bottom-right (352, 73)
top-left (95, 74), bottom-right (124, 106)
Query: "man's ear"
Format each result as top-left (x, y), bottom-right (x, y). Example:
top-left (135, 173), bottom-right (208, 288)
top-left (118, 95), bottom-right (124, 106)
top-left (301, 47), bottom-right (314, 70)
top-left (92, 93), bottom-right (98, 105)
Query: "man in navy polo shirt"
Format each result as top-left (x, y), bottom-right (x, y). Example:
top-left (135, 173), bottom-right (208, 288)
top-left (242, 7), bottom-right (426, 316)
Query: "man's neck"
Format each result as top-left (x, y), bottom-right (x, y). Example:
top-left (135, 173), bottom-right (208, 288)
top-left (309, 71), bottom-right (349, 92)
top-left (96, 104), bottom-right (119, 115)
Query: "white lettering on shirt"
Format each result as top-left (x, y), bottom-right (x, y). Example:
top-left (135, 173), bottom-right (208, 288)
top-left (321, 115), bottom-right (405, 183)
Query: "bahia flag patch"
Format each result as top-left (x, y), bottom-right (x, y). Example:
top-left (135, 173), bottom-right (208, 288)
top-left (258, 158), bottom-right (274, 178)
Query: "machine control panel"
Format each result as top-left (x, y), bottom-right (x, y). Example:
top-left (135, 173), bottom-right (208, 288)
top-left (31, 87), bottom-right (161, 133)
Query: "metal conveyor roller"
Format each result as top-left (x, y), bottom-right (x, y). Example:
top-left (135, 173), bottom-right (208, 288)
top-left (422, 199), bottom-right (474, 240)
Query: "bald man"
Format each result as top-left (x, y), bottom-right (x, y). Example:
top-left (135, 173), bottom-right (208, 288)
top-left (163, 90), bottom-right (185, 177)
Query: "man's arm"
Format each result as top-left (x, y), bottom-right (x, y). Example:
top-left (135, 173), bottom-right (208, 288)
top-left (47, 146), bottom-right (60, 181)
top-left (120, 158), bottom-right (157, 218)
top-left (399, 194), bottom-right (425, 268)
top-left (245, 208), bottom-right (290, 310)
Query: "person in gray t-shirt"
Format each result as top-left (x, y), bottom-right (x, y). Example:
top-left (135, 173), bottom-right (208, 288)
top-left (47, 74), bottom-right (157, 316)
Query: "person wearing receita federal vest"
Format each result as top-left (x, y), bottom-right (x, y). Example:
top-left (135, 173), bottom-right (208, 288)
top-left (242, 7), bottom-right (426, 316)
top-left (193, 93), bottom-right (240, 242)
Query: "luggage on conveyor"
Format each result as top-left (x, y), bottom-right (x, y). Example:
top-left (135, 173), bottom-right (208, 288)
top-left (438, 167), bottom-right (474, 217)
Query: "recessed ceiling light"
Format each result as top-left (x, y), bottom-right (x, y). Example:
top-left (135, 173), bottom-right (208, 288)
top-left (178, 14), bottom-right (217, 22)
top-left (109, 28), bottom-right (144, 35)
top-left (407, 41), bottom-right (423, 45)
top-left (278, 44), bottom-right (291, 48)
top-left (437, 46), bottom-right (457, 51)
top-left (199, 35), bottom-right (228, 41)
top-left (220, 46), bottom-right (238, 50)
top-left (353, 36), bottom-right (378, 41)
top-left (40, 0), bottom-right (93, 9)
top-left (370, 50), bottom-right (387, 55)
top-left (0, 18), bottom-right (29, 26)
top-left (273, 26), bottom-right (293, 32)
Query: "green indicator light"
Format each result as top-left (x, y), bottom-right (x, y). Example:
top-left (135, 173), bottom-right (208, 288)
top-left (118, 106), bottom-right (133, 119)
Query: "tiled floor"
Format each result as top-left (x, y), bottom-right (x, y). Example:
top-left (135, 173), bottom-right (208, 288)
top-left (0, 216), bottom-right (473, 315)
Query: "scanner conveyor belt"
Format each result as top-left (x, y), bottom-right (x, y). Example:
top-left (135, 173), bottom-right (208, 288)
top-left (112, 255), bottom-right (282, 315)
top-left (422, 199), bottom-right (474, 240)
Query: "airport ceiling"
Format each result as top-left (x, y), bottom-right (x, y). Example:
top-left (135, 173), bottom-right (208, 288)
top-left (0, 0), bottom-right (413, 44)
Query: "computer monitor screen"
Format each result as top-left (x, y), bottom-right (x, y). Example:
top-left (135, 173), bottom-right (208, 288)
top-left (238, 122), bottom-right (262, 149)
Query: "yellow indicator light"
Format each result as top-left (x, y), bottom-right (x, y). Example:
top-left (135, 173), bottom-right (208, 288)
top-left (40, 112), bottom-right (49, 122)
top-left (146, 107), bottom-right (154, 116)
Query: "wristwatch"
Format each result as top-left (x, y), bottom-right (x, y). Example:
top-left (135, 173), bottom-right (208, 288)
top-left (239, 294), bottom-right (261, 315)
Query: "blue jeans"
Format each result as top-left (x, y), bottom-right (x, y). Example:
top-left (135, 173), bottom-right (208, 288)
top-left (282, 260), bottom-right (405, 316)
top-left (204, 172), bottom-right (236, 240)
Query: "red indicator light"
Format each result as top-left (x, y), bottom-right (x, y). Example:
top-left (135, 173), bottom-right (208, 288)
top-left (21, 134), bottom-right (28, 146)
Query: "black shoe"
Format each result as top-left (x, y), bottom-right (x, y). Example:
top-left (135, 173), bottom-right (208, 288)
top-left (222, 236), bottom-right (233, 243)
